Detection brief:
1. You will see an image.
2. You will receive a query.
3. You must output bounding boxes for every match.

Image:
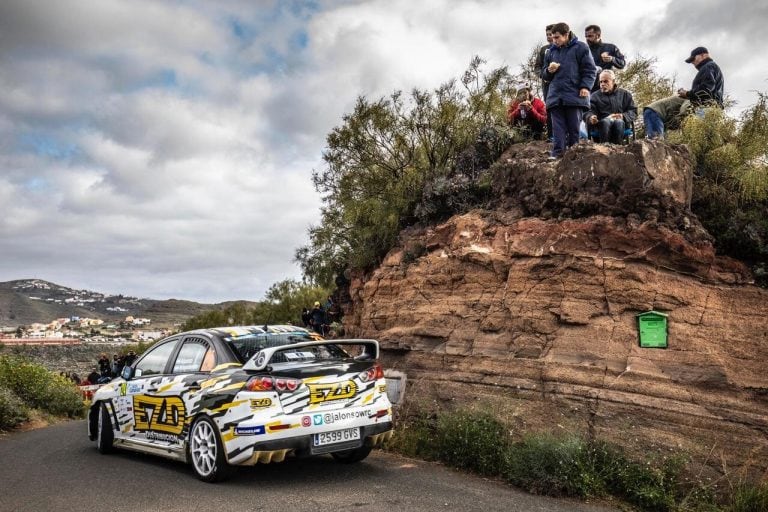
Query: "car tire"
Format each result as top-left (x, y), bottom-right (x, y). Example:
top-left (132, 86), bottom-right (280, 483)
top-left (96, 402), bottom-right (114, 454)
top-left (331, 445), bottom-right (372, 464)
top-left (189, 416), bottom-right (232, 482)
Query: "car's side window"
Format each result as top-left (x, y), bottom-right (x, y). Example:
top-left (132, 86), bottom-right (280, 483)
top-left (172, 339), bottom-right (216, 374)
top-left (134, 339), bottom-right (179, 377)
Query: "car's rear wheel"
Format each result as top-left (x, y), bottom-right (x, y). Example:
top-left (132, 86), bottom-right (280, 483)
top-left (96, 402), bottom-right (114, 454)
top-left (189, 416), bottom-right (232, 482)
top-left (331, 445), bottom-right (372, 463)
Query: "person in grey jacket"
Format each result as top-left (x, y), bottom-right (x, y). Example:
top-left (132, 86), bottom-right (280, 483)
top-left (541, 22), bottom-right (596, 159)
top-left (585, 70), bottom-right (637, 144)
top-left (644, 47), bottom-right (724, 139)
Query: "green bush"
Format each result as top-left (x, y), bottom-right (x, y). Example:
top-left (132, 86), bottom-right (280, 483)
top-left (0, 355), bottom-right (85, 418)
top-left (389, 407), bottom-right (739, 511)
top-left (727, 482), bottom-right (768, 512)
top-left (0, 386), bottom-right (29, 430)
top-left (433, 410), bottom-right (510, 476)
top-left (505, 434), bottom-right (613, 498)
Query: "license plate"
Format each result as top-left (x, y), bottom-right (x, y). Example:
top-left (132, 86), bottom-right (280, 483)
top-left (313, 428), bottom-right (360, 446)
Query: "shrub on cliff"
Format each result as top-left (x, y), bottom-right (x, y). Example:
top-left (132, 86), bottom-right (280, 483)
top-left (670, 95), bottom-right (768, 285)
top-left (296, 57), bottom-right (511, 285)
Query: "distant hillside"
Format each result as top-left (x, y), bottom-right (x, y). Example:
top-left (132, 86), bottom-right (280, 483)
top-left (0, 279), bottom-right (255, 327)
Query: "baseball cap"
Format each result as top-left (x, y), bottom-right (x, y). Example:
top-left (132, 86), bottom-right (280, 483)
top-left (685, 47), bottom-right (708, 63)
top-left (314, 301), bottom-right (320, 306)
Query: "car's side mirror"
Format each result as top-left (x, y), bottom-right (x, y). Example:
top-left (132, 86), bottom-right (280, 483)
top-left (121, 365), bottom-right (134, 380)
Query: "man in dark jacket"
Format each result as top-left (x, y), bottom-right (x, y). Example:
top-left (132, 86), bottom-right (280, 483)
top-left (644, 47), bottom-right (724, 139)
top-left (542, 22), bottom-right (596, 159)
top-left (585, 70), bottom-right (637, 144)
top-left (584, 25), bottom-right (626, 91)
top-left (534, 24), bottom-right (555, 137)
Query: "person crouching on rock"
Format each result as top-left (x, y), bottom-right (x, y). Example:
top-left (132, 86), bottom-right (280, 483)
top-left (507, 87), bottom-right (547, 140)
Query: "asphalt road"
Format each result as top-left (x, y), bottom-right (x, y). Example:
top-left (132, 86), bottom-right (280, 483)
top-left (0, 421), bottom-right (617, 512)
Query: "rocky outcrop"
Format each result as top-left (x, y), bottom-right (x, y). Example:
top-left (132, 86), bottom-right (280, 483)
top-left (344, 141), bottom-right (768, 479)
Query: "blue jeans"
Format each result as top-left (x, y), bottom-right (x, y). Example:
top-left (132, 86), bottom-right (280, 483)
top-left (550, 106), bottom-right (582, 157)
top-left (643, 108), bottom-right (665, 139)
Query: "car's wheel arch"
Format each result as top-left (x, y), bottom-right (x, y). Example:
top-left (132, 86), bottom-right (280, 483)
top-left (88, 401), bottom-right (101, 440)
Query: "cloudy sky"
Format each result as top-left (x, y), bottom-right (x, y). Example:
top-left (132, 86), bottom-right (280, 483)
top-left (0, 0), bottom-right (764, 303)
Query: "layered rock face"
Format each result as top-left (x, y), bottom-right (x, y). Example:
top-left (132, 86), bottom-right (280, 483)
top-left (344, 141), bottom-right (768, 478)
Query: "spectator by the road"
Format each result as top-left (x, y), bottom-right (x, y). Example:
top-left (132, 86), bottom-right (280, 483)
top-left (97, 353), bottom-right (111, 378)
top-left (584, 70), bottom-right (637, 144)
top-left (301, 307), bottom-right (311, 327)
top-left (541, 22), bottom-right (596, 159)
top-left (644, 46), bottom-right (724, 139)
top-left (310, 301), bottom-right (327, 335)
top-left (584, 24), bottom-right (626, 91)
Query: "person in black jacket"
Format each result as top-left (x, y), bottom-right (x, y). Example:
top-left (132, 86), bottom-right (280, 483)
top-left (534, 24), bottom-right (555, 138)
top-left (541, 22), bottom-right (596, 159)
top-left (584, 25), bottom-right (626, 91)
top-left (644, 47), bottom-right (724, 139)
top-left (585, 70), bottom-right (637, 144)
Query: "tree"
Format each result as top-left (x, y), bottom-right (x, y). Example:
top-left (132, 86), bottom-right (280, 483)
top-left (296, 57), bottom-right (512, 284)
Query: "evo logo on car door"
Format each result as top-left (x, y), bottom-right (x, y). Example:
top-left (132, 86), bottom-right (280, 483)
top-left (307, 381), bottom-right (358, 404)
top-left (132, 395), bottom-right (186, 435)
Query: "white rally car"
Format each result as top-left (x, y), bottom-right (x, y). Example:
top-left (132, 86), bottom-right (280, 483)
top-left (88, 326), bottom-right (393, 481)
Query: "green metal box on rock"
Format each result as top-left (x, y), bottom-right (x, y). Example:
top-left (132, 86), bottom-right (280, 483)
top-left (636, 311), bottom-right (668, 348)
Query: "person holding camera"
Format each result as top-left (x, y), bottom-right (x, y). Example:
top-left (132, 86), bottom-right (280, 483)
top-left (507, 87), bottom-right (547, 140)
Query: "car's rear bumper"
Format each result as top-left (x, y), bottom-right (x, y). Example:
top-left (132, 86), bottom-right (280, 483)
top-left (227, 421), bottom-right (393, 465)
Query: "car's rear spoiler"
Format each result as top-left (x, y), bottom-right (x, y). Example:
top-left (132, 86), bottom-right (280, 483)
top-left (242, 339), bottom-right (380, 371)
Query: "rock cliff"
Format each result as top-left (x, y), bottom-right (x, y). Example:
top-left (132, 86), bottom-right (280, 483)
top-left (343, 141), bottom-right (768, 479)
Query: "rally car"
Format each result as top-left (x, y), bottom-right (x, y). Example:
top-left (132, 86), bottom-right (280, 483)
top-left (88, 325), bottom-right (394, 482)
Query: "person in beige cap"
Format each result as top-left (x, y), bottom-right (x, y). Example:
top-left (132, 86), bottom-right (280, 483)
top-left (643, 46), bottom-right (724, 139)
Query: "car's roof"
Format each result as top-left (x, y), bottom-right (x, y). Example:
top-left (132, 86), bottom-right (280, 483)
top-left (187, 325), bottom-right (318, 341)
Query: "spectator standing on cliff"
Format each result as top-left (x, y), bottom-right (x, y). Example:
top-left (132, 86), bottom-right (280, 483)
top-left (584, 25), bottom-right (626, 92)
top-left (643, 47), bottom-right (724, 139)
top-left (542, 22), bottom-right (596, 160)
top-left (585, 70), bottom-right (637, 144)
top-left (310, 301), bottom-right (326, 335)
top-left (507, 87), bottom-right (548, 140)
top-left (535, 24), bottom-right (555, 137)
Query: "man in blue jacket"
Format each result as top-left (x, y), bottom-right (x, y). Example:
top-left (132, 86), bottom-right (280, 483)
top-left (643, 47), bottom-right (724, 139)
top-left (542, 22), bottom-right (597, 159)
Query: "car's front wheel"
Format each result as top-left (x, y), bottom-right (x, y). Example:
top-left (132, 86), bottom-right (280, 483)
top-left (189, 416), bottom-right (232, 482)
top-left (331, 445), bottom-right (372, 463)
top-left (96, 402), bottom-right (114, 454)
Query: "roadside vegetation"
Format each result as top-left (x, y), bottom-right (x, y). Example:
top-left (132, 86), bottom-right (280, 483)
top-left (295, 55), bottom-right (768, 287)
top-left (389, 407), bottom-right (768, 512)
top-left (0, 354), bottom-right (85, 430)
top-left (181, 279), bottom-right (331, 330)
